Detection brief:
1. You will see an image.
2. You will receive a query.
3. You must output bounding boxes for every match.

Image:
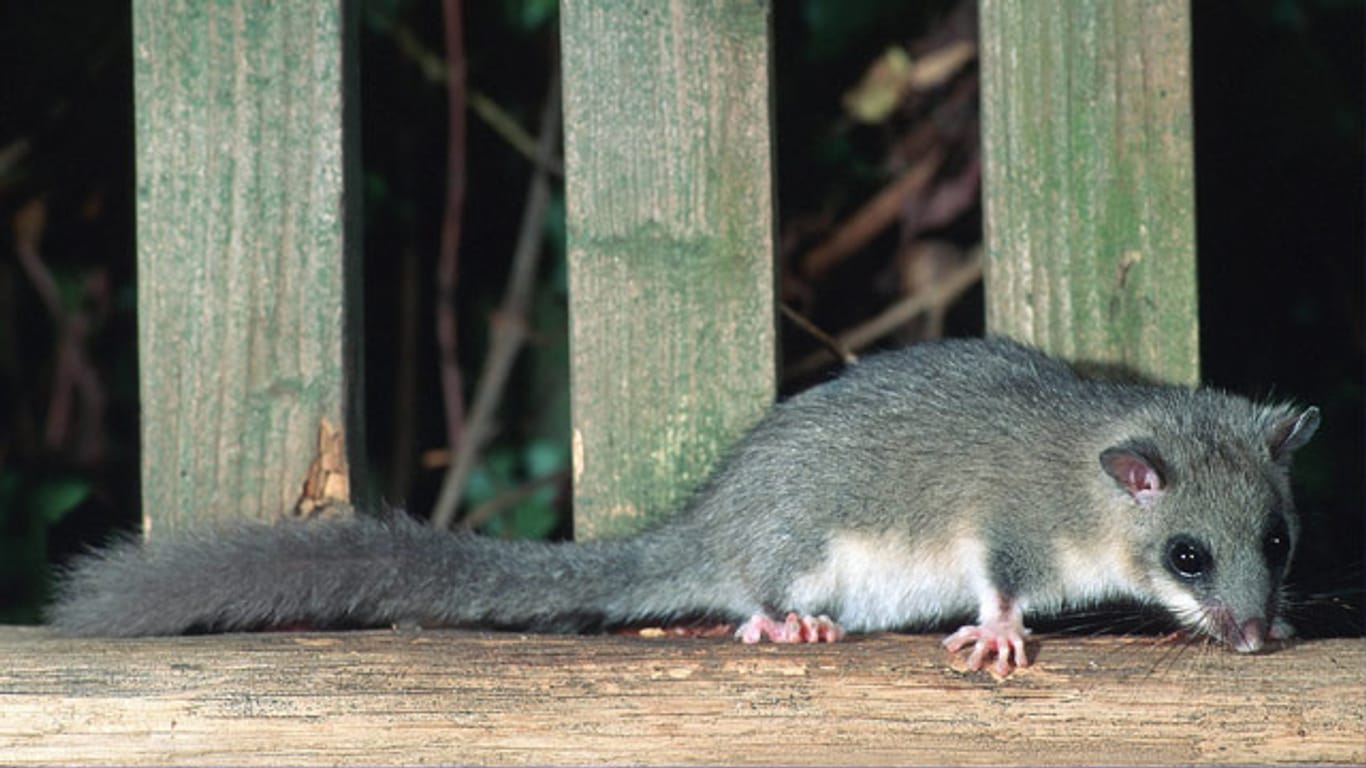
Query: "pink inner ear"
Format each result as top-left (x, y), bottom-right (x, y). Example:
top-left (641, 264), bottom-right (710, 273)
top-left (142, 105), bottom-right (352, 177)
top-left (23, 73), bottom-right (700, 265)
top-left (1125, 461), bottom-right (1160, 494)
top-left (1102, 449), bottom-right (1165, 505)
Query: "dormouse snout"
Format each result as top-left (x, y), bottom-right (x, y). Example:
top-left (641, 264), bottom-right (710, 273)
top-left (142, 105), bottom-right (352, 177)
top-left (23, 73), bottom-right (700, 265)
top-left (1231, 617), bottom-right (1267, 653)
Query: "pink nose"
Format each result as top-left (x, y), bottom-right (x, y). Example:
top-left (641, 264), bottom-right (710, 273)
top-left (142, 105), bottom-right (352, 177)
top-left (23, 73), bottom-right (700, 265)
top-left (1233, 618), bottom-right (1267, 653)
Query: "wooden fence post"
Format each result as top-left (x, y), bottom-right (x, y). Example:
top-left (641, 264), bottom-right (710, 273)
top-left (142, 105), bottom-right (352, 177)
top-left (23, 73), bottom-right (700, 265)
top-left (133, 0), bottom-right (364, 533)
top-left (561, 1), bottom-right (777, 539)
top-left (979, 0), bottom-right (1200, 383)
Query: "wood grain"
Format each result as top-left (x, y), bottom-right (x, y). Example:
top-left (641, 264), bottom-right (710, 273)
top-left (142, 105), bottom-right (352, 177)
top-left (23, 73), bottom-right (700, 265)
top-left (133, 0), bottom-right (365, 531)
top-left (2, 627), bottom-right (1360, 765)
top-left (561, 0), bottom-right (777, 539)
top-left (979, 0), bottom-right (1200, 384)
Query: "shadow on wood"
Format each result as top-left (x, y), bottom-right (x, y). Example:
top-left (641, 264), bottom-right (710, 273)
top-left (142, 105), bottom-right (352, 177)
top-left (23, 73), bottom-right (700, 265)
top-left (1, 627), bottom-right (1360, 765)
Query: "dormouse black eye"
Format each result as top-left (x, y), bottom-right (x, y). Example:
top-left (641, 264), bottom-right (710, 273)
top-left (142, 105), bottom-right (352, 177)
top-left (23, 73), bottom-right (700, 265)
top-left (1164, 536), bottom-right (1211, 580)
top-left (1263, 515), bottom-right (1291, 572)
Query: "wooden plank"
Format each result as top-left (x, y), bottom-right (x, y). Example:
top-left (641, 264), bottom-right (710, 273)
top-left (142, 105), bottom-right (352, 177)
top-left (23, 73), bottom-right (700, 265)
top-left (0, 627), bottom-right (1360, 766)
top-left (560, 1), bottom-right (777, 539)
top-left (978, 0), bottom-right (1200, 384)
top-left (133, 0), bottom-right (364, 531)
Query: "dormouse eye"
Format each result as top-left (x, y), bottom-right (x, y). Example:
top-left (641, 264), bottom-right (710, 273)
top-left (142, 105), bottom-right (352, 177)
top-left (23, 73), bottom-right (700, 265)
top-left (1164, 536), bottom-right (1211, 580)
top-left (1263, 515), bottom-right (1291, 571)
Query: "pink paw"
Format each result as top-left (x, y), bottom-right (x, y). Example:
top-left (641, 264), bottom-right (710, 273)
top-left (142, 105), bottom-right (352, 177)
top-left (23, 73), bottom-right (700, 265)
top-left (736, 612), bottom-right (845, 644)
top-left (943, 619), bottom-right (1031, 677)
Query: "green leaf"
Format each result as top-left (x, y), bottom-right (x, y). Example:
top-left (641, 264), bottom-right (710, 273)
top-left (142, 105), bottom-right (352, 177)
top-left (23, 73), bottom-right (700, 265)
top-left (524, 437), bottom-right (567, 477)
top-left (32, 478), bottom-right (91, 525)
top-left (507, 497), bottom-right (557, 539)
top-left (503, 0), bottom-right (558, 31)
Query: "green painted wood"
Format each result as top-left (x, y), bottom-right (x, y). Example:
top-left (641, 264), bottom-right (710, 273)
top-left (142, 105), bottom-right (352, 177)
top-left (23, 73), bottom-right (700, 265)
top-left (561, 1), bottom-right (776, 539)
top-left (133, 0), bottom-right (364, 533)
top-left (979, 0), bottom-right (1200, 384)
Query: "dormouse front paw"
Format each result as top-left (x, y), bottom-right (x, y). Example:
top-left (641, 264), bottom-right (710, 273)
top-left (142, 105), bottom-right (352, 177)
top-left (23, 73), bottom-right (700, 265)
top-left (943, 618), bottom-right (1032, 677)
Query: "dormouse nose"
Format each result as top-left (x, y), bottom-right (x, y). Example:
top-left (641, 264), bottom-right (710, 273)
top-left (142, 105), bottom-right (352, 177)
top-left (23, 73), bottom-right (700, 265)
top-left (1233, 617), bottom-right (1267, 653)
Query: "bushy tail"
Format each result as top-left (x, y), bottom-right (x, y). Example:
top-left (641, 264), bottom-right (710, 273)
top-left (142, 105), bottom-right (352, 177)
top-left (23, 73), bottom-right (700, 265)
top-left (48, 513), bottom-right (721, 637)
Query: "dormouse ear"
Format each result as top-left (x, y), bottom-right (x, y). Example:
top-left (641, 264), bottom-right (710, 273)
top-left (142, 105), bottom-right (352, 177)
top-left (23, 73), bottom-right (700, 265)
top-left (1099, 446), bottom-right (1166, 507)
top-left (1266, 405), bottom-right (1320, 464)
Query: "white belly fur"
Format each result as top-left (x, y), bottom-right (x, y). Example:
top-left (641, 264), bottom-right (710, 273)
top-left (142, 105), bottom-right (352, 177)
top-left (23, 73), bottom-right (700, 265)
top-left (783, 531), bottom-right (982, 632)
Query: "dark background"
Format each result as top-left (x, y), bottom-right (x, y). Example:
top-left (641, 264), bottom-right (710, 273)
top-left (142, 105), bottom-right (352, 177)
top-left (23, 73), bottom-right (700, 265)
top-left (0, 0), bottom-right (1360, 638)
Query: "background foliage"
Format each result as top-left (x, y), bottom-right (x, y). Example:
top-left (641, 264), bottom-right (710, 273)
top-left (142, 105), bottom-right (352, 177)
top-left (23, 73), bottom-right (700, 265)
top-left (0, 0), bottom-right (1359, 637)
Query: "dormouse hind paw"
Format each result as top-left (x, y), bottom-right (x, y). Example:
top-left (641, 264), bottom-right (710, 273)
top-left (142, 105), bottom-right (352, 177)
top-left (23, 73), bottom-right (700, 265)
top-left (736, 612), bottom-right (845, 644)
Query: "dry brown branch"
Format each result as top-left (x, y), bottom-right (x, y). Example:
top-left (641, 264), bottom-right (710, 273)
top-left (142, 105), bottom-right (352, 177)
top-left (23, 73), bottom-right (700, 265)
top-left (799, 145), bottom-right (944, 282)
top-left (431, 62), bottom-right (562, 530)
top-left (12, 200), bottom-right (61, 319)
top-left (434, 0), bottom-right (468, 478)
top-left (12, 199), bottom-right (107, 461)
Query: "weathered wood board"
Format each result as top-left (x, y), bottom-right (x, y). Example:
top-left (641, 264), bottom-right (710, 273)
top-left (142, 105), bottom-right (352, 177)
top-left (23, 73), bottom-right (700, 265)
top-left (979, 0), bottom-right (1200, 383)
top-left (133, 0), bottom-right (365, 531)
top-left (1, 627), bottom-right (1360, 765)
top-left (561, 0), bottom-right (777, 539)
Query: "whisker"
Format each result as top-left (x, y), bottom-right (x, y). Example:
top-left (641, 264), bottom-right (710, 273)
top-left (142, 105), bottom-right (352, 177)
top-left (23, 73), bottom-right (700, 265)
top-left (1278, 574), bottom-right (1365, 639)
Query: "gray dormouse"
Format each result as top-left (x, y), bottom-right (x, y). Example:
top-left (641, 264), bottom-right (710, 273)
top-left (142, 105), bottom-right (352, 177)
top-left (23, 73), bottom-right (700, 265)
top-left (49, 337), bottom-right (1320, 676)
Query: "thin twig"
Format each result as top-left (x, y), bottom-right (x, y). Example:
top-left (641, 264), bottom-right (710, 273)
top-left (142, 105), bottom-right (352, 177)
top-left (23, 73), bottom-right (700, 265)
top-left (13, 199), bottom-right (108, 461)
top-left (431, 60), bottom-right (563, 530)
top-left (0, 137), bottom-right (32, 184)
top-left (799, 145), bottom-right (945, 281)
top-left (469, 91), bottom-right (564, 178)
top-left (13, 200), bottom-right (62, 320)
top-left (779, 303), bottom-right (857, 366)
top-left (435, 0), bottom-right (468, 485)
top-left (461, 469), bottom-right (570, 531)
top-left (786, 248), bottom-right (983, 381)
top-left (390, 21), bottom-right (561, 177)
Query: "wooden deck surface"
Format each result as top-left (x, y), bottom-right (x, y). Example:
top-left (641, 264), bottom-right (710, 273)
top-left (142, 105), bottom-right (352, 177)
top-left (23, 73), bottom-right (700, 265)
top-left (1, 626), bottom-right (1361, 766)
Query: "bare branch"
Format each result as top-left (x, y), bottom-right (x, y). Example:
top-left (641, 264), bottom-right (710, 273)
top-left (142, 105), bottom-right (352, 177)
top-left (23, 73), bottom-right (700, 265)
top-left (431, 60), bottom-right (562, 530)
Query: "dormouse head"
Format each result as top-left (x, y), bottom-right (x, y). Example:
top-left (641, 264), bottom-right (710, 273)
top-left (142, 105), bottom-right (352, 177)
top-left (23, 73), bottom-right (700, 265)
top-left (1100, 403), bottom-right (1320, 652)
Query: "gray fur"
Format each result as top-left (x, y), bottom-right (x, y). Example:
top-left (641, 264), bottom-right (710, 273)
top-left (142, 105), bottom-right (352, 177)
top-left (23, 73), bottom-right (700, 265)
top-left (49, 337), bottom-right (1319, 645)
